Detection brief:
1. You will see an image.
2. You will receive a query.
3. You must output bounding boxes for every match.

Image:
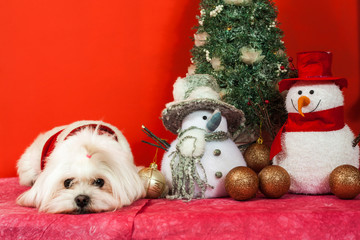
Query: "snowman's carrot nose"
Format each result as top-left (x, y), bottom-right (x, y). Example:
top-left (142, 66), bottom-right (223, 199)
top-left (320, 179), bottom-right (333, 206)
top-left (206, 109), bottom-right (221, 132)
top-left (298, 96), bottom-right (310, 117)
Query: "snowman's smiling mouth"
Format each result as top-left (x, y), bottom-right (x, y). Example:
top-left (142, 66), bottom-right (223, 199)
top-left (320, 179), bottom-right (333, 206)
top-left (291, 99), bottom-right (321, 114)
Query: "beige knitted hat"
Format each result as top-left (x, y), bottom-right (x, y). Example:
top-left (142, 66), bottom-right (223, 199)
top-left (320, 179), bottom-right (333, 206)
top-left (161, 74), bottom-right (245, 134)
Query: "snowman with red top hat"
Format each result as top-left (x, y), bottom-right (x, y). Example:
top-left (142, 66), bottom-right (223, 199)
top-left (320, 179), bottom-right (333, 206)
top-left (270, 51), bottom-right (359, 195)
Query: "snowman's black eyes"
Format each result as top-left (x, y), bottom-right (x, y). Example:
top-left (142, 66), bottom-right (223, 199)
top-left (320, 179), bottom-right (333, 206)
top-left (203, 116), bottom-right (207, 120)
top-left (309, 90), bottom-right (314, 94)
top-left (298, 90), bottom-right (302, 95)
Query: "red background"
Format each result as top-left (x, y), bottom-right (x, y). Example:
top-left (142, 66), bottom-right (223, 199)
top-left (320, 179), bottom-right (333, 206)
top-left (0, 0), bottom-right (359, 178)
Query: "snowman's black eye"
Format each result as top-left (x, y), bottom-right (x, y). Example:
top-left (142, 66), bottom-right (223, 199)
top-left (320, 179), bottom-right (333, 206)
top-left (309, 90), bottom-right (314, 94)
top-left (203, 116), bottom-right (207, 120)
top-left (298, 90), bottom-right (302, 95)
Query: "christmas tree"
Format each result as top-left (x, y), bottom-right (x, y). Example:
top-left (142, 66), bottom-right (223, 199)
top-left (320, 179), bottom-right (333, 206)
top-left (190, 0), bottom-right (291, 142)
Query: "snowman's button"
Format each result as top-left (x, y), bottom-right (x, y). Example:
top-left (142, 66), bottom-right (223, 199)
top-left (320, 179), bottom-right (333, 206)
top-left (214, 149), bottom-right (221, 156)
top-left (215, 172), bottom-right (223, 178)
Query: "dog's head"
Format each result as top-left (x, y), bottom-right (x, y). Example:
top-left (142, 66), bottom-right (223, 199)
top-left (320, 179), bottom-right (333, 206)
top-left (17, 128), bottom-right (145, 213)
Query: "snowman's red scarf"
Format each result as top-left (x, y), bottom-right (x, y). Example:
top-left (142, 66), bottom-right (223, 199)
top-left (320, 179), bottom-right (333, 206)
top-left (40, 124), bottom-right (118, 170)
top-left (270, 106), bottom-right (345, 160)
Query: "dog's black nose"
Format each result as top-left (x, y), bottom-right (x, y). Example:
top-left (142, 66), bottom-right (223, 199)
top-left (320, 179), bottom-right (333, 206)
top-left (75, 195), bottom-right (90, 208)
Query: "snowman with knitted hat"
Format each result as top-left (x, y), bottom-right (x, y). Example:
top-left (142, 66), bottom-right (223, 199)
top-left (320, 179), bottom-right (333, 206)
top-left (161, 74), bottom-right (247, 200)
top-left (270, 51), bottom-right (359, 195)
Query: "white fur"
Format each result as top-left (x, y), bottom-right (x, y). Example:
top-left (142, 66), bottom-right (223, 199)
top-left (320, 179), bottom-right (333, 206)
top-left (274, 126), bottom-right (359, 194)
top-left (17, 121), bottom-right (145, 213)
top-left (161, 110), bottom-right (246, 198)
top-left (274, 82), bottom-right (359, 194)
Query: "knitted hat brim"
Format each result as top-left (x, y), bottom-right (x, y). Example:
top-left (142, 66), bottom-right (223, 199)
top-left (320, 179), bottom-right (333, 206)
top-left (161, 98), bottom-right (245, 134)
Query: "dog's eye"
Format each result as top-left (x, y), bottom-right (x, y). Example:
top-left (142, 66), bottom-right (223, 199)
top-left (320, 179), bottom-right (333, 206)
top-left (203, 116), bottom-right (207, 120)
top-left (64, 178), bottom-right (73, 189)
top-left (93, 178), bottom-right (104, 188)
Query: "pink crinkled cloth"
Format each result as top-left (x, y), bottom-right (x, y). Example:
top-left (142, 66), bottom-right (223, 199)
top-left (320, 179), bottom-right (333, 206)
top-left (1, 177), bottom-right (360, 239)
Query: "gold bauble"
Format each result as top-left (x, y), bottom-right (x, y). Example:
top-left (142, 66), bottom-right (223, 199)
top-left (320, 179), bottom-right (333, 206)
top-left (258, 165), bottom-right (290, 199)
top-left (138, 163), bottom-right (166, 199)
top-left (244, 142), bottom-right (271, 173)
top-left (225, 166), bottom-right (259, 201)
top-left (329, 164), bottom-right (360, 199)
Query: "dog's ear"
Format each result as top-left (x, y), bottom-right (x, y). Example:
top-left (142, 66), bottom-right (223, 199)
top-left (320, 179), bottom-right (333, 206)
top-left (107, 158), bottom-right (146, 207)
top-left (16, 170), bottom-right (58, 210)
top-left (16, 188), bottom-right (38, 208)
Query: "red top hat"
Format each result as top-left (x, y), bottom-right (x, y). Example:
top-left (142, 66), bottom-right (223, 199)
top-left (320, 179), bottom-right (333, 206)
top-left (278, 51), bottom-right (348, 92)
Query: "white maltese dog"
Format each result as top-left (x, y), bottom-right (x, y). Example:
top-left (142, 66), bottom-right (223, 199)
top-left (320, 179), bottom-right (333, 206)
top-left (17, 120), bottom-right (145, 214)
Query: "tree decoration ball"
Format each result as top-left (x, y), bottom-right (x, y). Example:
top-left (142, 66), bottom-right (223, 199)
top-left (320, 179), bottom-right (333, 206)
top-left (244, 142), bottom-right (271, 173)
top-left (329, 164), bottom-right (360, 199)
top-left (138, 163), bottom-right (167, 199)
top-left (225, 166), bottom-right (259, 201)
top-left (258, 165), bottom-right (290, 198)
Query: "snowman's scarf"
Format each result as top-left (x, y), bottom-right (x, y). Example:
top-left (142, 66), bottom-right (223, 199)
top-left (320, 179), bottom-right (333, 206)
top-left (167, 126), bottom-right (229, 200)
top-left (270, 106), bottom-right (345, 160)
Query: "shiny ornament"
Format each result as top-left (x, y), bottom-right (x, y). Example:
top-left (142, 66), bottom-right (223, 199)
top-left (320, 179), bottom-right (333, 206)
top-left (258, 165), bottom-right (290, 198)
top-left (138, 163), bottom-right (167, 199)
top-left (244, 142), bottom-right (271, 173)
top-left (225, 166), bottom-right (259, 201)
top-left (329, 164), bottom-right (360, 199)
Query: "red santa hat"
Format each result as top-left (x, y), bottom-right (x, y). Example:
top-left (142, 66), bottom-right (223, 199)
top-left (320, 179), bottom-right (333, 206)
top-left (278, 51), bottom-right (348, 92)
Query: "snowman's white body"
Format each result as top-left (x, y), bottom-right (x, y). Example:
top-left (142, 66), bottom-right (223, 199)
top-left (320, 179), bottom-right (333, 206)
top-left (161, 110), bottom-right (246, 198)
top-left (273, 82), bottom-right (359, 194)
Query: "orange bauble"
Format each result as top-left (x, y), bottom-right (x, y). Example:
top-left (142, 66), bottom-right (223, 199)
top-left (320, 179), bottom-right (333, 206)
top-left (258, 165), bottom-right (290, 199)
top-left (244, 142), bottom-right (271, 173)
top-left (329, 165), bottom-right (360, 199)
top-left (225, 166), bottom-right (259, 201)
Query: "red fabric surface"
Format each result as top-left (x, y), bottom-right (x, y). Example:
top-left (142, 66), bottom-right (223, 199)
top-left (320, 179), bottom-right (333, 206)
top-left (0, 178), bottom-right (149, 240)
top-left (1, 178), bottom-right (360, 239)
